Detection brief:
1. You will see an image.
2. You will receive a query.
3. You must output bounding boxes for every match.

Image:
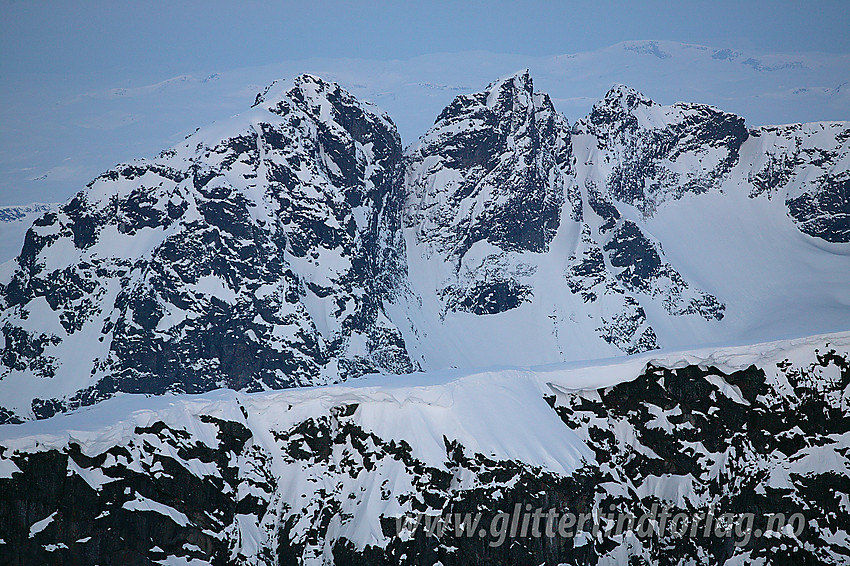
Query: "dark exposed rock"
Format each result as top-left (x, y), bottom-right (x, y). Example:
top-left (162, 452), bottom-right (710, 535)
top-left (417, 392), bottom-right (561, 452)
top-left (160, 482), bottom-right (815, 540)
top-left (744, 122), bottom-right (850, 242)
top-left (577, 84), bottom-right (748, 217)
top-left (403, 71), bottom-right (571, 318)
top-left (786, 175), bottom-right (850, 242)
top-left (406, 71), bottom-right (570, 258)
top-left (1, 340), bottom-right (847, 564)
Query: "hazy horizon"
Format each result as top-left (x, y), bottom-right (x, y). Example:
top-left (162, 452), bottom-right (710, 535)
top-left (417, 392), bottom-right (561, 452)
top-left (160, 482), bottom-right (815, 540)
top-left (1, 1), bottom-right (848, 206)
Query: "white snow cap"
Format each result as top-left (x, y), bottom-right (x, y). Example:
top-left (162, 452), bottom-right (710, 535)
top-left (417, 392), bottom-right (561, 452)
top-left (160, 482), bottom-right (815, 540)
top-left (598, 83), bottom-right (656, 110)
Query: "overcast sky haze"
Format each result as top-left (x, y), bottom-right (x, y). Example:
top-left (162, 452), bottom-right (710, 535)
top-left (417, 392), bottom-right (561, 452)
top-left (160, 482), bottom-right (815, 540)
top-left (0, 0), bottom-right (848, 207)
top-left (2, 0), bottom-right (849, 83)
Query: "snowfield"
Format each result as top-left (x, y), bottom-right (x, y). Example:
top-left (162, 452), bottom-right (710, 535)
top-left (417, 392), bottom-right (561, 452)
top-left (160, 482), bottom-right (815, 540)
top-left (1, 330), bottom-right (849, 564)
top-left (3, 329), bottom-right (846, 458)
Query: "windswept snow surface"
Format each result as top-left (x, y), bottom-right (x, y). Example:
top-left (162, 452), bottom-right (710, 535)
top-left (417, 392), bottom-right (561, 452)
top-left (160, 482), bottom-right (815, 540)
top-left (3, 330), bottom-right (847, 469)
top-left (2, 330), bottom-right (849, 564)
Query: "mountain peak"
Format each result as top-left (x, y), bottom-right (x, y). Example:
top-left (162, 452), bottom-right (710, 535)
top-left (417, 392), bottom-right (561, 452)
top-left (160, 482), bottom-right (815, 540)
top-left (430, 69), bottom-right (551, 129)
top-left (481, 69), bottom-right (536, 109)
top-left (485, 69), bottom-right (533, 93)
top-left (252, 73), bottom-right (337, 108)
top-left (0, 69), bottom-right (411, 421)
top-left (600, 83), bottom-right (655, 110)
top-left (249, 74), bottom-right (398, 149)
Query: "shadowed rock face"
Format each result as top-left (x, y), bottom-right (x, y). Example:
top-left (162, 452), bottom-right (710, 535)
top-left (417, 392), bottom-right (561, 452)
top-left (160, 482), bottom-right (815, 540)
top-left (0, 69), bottom-right (848, 563)
top-left (402, 72), bottom-right (574, 321)
top-left (404, 70), bottom-right (572, 259)
top-left (787, 175), bottom-right (850, 242)
top-left (2, 339), bottom-right (847, 565)
top-left (402, 76), bottom-right (725, 359)
top-left (745, 123), bottom-right (850, 243)
top-left (576, 84), bottom-right (749, 217)
top-left (0, 75), bottom-right (416, 421)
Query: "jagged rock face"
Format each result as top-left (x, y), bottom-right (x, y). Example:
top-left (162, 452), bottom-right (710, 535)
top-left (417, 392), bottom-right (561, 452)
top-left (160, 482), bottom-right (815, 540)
top-left (549, 343), bottom-right (850, 565)
top-left (0, 204), bottom-right (58, 266)
top-left (399, 75), bottom-right (725, 368)
top-left (405, 70), bottom-right (572, 259)
top-left (598, 218), bottom-right (725, 320)
top-left (566, 91), bottom-right (732, 331)
top-left (574, 84), bottom-right (749, 217)
top-left (0, 75), bottom-right (415, 421)
top-left (565, 225), bottom-right (659, 355)
top-left (572, 85), bottom-right (850, 244)
top-left (559, 189), bottom-right (689, 355)
top-left (403, 71), bottom-right (573, 319)
top-left (1, 71), bottom-right (849, 565)
top-left (0, 418), bottom-right (259, 566)
top-left (787, 179), bottom-right (850, 242)
top-left (2, 336), bottom-right (847, 565)
top-left (0, 403), bottom-right (594, 566)
top-left (741, 122), bottom-right (850, 243)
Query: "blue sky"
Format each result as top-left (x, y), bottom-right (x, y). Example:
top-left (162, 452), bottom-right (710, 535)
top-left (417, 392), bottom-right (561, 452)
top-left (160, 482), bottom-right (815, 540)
top-left (2, 0), bottom-right (849, 83)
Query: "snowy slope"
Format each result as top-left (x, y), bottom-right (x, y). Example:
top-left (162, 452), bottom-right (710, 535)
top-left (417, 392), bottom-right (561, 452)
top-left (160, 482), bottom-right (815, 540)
top-left (1, 331), bottom-right (848, 564)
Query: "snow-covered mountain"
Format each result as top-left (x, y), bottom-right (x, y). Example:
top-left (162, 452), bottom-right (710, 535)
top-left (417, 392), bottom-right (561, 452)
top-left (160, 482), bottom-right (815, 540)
top-left (394, 71), bottom-right (849, 371)
top-left (398, 75), bottom-right (728, 368)
top-left (0, 76), bottom-right (416, 422)
top-left (1, 71), bottom-right (849, 424)
top-left (2, 331), bottom-right (848, 564)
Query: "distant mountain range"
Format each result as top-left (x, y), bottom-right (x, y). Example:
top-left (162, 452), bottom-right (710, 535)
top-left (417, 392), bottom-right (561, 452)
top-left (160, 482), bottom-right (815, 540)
top-left (0, 71), bottom-right (847, 424)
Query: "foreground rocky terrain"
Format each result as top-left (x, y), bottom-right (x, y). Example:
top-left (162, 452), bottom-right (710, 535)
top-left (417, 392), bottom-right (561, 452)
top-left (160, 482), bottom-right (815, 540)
top-left (1, 332), bottom-right (848, 565)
